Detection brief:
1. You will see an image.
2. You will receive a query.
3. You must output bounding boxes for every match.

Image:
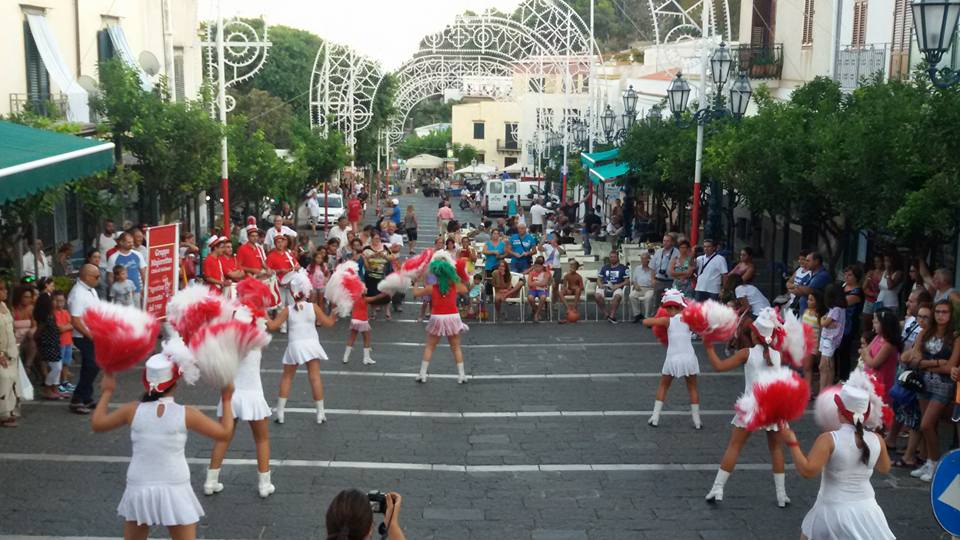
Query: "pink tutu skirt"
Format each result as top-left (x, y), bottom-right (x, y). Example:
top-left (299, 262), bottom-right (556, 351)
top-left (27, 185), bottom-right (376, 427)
top-left (350, 319), bottom-right (371, 332)
top-left (427, 313), bottom-right (469, 336)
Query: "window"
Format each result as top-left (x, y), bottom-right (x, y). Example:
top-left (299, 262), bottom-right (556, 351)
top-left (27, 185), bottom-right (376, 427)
top-left (97, 29), bottom-right (115, 67)
top-left (891, 0), bottom-right (912, 51)
top-left (801, 0), bottom-right (815, 46)
top-left (23, 20), bottom-right (50, 108)
top-left (173, 47), bottom-right (186, 102)
top-left (503, 182), bottom-right (517, 194)
top-left (473, 122), bottom-right (485, 140)
top-left (504, 157), bottom-right (518, 167)
top-left (852, 0), bottom-right (868, 48)
top-left (476, 153), bottom-right (485, 163)
top-left (488, 182), bottom-right (502, 195)
top-left (503, 123), bottom-right (518, 149)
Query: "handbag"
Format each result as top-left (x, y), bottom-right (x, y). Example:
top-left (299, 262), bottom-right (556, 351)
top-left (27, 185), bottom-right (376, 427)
top-left (898, 369), bottom-right (924, 393)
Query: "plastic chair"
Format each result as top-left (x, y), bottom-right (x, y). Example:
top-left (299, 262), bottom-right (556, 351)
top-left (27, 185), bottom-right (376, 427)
top-left (498, 272), bottom-right (526, 322)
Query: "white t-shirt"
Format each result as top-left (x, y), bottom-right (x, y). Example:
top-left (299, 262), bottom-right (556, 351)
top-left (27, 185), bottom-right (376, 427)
top-left (387, 233), bottom-right (404, 247)
top-left (530, 204), bottom-right (548, 226)
top-left (543, 244), bottom-right (562, 268)
top-left (632, 265), bottom-right (654, 288)
top-left (328, 225), bottom-right (352, 247)
top-left (97, 232), bottom-right (118, 256)
top-left (68, 281), bottom-right (100, 338)
top-left (264, 225), bottom-right (297, 251)
top-left (694, 252), bottom-right (728, 294)
top-left (735, 284), bottom-right (770, 315)
top-left (21, 251), bottom-right (52, 278)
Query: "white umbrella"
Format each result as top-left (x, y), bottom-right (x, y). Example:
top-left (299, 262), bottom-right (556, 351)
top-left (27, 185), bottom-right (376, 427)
top-left (404, 153), bottom-right (445, 169)
top-left (453, 163), bottom-right (497, 175)
top-left (499, 162), bottom-right (524, 174)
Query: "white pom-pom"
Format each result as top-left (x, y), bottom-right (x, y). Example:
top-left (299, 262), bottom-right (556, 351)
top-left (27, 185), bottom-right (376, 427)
top-left (188, 320), bottom-right (271, 387)
top-left (378, 272), bottom-right (412, 295)
top-left (814, 385), bottom-right (843, 431)
top-left (162, 336), bottom-right (198, 385)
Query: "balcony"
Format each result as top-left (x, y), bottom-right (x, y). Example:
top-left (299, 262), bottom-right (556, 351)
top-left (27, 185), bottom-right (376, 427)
top-left (730, 44), bottom-right (783, 80)
top-left (833, 44), bottom-right (888, 90)
top-left (9, 92), bottom-right (69, 119)
top-left (497, 139), bottom-right (520, 152)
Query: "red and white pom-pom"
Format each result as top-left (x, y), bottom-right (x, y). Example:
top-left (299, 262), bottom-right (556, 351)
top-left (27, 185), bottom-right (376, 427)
top-left (236, 277), bottom-right (275, 317)
top-left (847, 368), bottom-right (892, 431)
top-left (734, 367), bottom-right (810, 431)
top-left (378, 249), bottom-right (436, 295)
top-left (188, 320), bottom-right (271, 387)
top-left (166, 283), bottom-right (233, 342)
top-left (652, 307), bottom-right (670, 346)
top-left (455, 258), bottom-right (470, 284)
top-left (325, 261), bottom-right (367, 318)
top-left (780, 309), bottom-right (816, 368)
top-left (814, 385), bottom-right (843, 431)
top-left (83, 302), bottom-right (161, 372)
top-left (161, 335), bottom-right (198, 385)
top-left (681, 300), bottom-right (737, 343)
top-left (401, 249), bottom-right (434, 276)
top-left (378, 272), bottom-right (412, 296)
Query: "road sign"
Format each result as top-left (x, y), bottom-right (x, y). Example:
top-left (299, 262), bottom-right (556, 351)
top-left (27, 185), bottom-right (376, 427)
top-left (932, 448), bottom-right (960, 536)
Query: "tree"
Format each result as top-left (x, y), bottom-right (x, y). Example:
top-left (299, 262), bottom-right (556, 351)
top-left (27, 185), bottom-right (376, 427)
top-left (292, 122), bottom-right (349, 188)
top-left (233, 88), bottom-right (295, 148)
top-left (396, 129), bottom-right (451, 159)
top-left (408, 97), bottom-right (455, 128)
top-left (235, 24), bottom-right (323, 120)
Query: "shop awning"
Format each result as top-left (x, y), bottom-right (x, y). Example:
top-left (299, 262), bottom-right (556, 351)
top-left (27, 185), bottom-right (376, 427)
top-left (0, 121), bottom-right (115, 203)
top-left (588, 161), bottom-right (630, 184)
top-left (580, 148), bottom-right (620, 167)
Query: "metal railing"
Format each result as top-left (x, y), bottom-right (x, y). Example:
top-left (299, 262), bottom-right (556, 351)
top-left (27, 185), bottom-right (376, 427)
top-left (730, 44), bottom-right (784, 80)
top-left (497, 138), bottom-right (520, 152)
top-left (9, 92), bottom-right (69, 119)
top-left (834, 43), bottom-right (888, 90)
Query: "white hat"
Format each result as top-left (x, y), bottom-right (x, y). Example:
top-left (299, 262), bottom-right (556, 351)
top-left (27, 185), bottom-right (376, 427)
top-left (837, 385), bottom-right (871, 425)
top-left (245, 225), bottom-right (261, 235)
top-left (143, 353), bottom-right (179, 393)
top-left (753, 307), bottom-right (780, 342)
top-left (392, 198), bottom-right (399, 205)
top-left (660, 289), bottom-right (686, 309)
top-left (206, 235), bottom-right (226, 248)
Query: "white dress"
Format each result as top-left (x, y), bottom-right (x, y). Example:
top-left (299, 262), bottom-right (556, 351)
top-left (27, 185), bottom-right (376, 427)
top-left (801, 424), bottom-right (895, 540)
top-left (732, 345), bottom-right (782, 431)
top-left (217, 349), bottom-right (271, 421)
top-left (282, 302), bottom-right (328, 365)
top-left (117, 398), bottom-right (204, 526)
top-left (662, 315), bottom-right (699, 377)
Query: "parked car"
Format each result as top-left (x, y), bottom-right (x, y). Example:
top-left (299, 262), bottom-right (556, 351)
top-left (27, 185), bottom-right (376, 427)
top-left (315, 194), bottom-right (345, 225)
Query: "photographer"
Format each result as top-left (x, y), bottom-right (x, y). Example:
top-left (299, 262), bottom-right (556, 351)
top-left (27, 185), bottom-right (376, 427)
top-left (326, 489), bottom-right (406, 540)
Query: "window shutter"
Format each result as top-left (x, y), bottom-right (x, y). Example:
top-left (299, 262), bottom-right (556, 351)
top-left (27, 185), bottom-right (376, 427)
top-left (23, 20), bottom-right (50, 102)
top-left (97, 29), bottom-right (115, 67)
top-left (852, 1), bottom-right (868, 48)
top-left (802, 0), bottom-right (815, 46)
top-left (173, 47), bottom-right (186, 101)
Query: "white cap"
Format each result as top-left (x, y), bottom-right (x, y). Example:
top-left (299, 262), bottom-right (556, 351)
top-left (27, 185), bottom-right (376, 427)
top-left (206, 235), bottom-right (225, 248)
top-left (753, 307), bottom-right (779, 341)
top-left (144, 353), bottom-right (177, 393)
top-left (838, 384), bottom-right (871, 425)
top-left (660, 288), bottom-right (686, 309)
top-left (392, 198), bottom-right (399, 205)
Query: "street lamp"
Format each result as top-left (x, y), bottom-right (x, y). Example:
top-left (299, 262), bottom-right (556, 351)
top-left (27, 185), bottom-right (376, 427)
top-left (728, 72), bottom-right (753, 119)
top-left (709, 42), bottom-right (733, 90)
top-left (667, 73), bottom-right (691, 116)
top-left (622, 85), bottom-right (639, 116)
top-left (646, 104), bottom-right (662, 124)
top-left (601, 105), bottom-right (617, 141)
top-left (912, 0), bottom-right (960, 87)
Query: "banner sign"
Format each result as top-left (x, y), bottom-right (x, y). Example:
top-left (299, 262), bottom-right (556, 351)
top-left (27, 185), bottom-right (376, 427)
top-left (143, 223), bottom-right (180, 320)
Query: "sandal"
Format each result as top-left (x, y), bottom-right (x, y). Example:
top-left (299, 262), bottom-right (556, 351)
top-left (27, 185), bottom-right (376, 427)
top-left (893, 458), bottom-right (919, 469)
top-left (0, 417), bottom-right (18, 428)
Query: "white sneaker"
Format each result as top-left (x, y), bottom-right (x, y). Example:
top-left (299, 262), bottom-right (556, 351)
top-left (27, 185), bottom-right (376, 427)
top-left (921, 463), bottom-right (936, 482)
top-left (705, 485), bottom-right (723, 502)
top-left (911, 460), bottom-right (931, 478)
top-left (258, 472), bottom-right (275, 498)
top-left (203, 470), bottom-right (224, 496)
top-left (693, 418), bottom-right (702, 430)
top-left (457, 374), bottom-right (467, 384)
top-left (317, 412), bottom-right (326, 424)
top-left (362, 357), bottom-right (376, 365)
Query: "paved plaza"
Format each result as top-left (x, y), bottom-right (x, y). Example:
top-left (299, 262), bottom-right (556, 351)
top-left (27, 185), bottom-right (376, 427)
top-left (0, 195), bottom-right (943, 539)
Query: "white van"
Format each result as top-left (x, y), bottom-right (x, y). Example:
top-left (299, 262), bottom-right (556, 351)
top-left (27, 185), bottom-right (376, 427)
top-left (483, 179), bottom-right (518, 216)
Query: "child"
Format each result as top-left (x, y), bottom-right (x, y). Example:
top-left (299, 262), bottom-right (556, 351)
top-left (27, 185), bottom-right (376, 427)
top-left (526, 256), bottom-right (552, 322)
top-left (801, 289), bottom-right (824, 397)
top-left (466, 274), bottom-right (484, 319)
top-left (307, 250), bottom-right (327, 305)
top-left (342, 291), bottom-right (389, 365)
top-left (34, 292), bottom-right (65, 400)
top-left (52, 291), bottom-right (74, 393)
top-left (642, 289), bottom-right (701, 429)
top-left (412, 253), bottom-right (470, 384)
top-left (110, 265), bottom-right (136, 306)
top-left (558, 260), bottom-right (584, 322)
top-left (818, 284), bottom-right (847, 392)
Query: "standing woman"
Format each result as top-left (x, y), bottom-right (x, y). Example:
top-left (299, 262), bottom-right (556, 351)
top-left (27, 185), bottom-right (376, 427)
top-left (669, 240), bottom-right (695, 298)
top-left (702, 308), bottom-right (792, 507)
top-left (642, 289), bottom-right (701, 429)
top-left (361, 235), bottom-right (392, 320)
top-left (858, 309), bottom-right (901, 403)
top-left (92, 358), bottom-right (235, 540)
top-left (838, 265), bottom-right (865, 382)
top-left (728, 247), bottom-right (756, 284)
top-left (877, 253), bottom-right (903, 315)
top-left (403, 205), bottom-right (418, 256)
top-left (777, 384), bottom-right (895, 540)
top-left (271, 273), bottom-right (336, 425)
top-left (11, 285), bottom-right (37, 378)
top-left (0, 282), bottom-right (22, 427)
top-left (413, 254), bottom-right (469, 384)
top-left (908, 300), bottom-right (960, 482)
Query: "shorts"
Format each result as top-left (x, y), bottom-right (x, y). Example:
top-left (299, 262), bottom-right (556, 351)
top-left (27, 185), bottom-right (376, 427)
top-left (60, 344), bottom-right (73, 367)
top-left (511, 259), bottom-right (530, 273)
top-left (921, 372), bottom-right (955, 404)
top-left (45, 360), bottom-right (62, 386)
top-left (862, 301), bottom-right (877, 315)
top-left (406, 228), bottom-right (418, 241)
top-left (530, 224), bottom-right (543, 234)
top-left (529, 289), bottom-right (548, 298)
top-left (819, 335), bottom-right (838, 357)
top-left (597, 287), bottom-right (625, 299)
top-left (552, 268), bottom-right (562, 284)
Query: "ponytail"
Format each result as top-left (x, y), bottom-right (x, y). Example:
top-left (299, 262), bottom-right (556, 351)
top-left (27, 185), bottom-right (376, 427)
top-left (854, 420), bottom-right (870, 465)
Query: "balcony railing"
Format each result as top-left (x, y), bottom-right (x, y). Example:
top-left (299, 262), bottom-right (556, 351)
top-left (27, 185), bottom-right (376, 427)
top-left (497, 138), bottom-right (520, 152)
top-left (730, 44), bottom-right (783, 80)
top-left (834, 43), bottom-right (888, 90)
top-left (9, 92), bottom-right (69, 119)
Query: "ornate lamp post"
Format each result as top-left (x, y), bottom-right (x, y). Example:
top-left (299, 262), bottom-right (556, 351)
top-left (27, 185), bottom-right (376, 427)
top-left (911, 0), bottom-right (960, 87)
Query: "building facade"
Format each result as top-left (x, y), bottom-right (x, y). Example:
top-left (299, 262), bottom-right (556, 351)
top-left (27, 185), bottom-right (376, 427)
top-left (451, 98), bottom-right (522, 170)
top-left (2, 0), bottom-right (203, 122)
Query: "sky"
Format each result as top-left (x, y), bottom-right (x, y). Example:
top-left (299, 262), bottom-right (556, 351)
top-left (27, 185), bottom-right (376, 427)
top-left (198, 0), bottom-right (524, 70)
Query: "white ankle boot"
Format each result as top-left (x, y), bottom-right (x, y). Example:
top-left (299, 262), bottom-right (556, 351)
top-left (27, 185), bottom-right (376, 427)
top-left (258, 471), bottom-right (275, 498)
top-left (203, 468), bottom-right (223, 495)
top-left (362, 348), bottom-right (376, 365)
top-left (648, 400), bottom-right (663, 427)
top-left (774, 472), bottom-right (790, 507)
top-left (705, 469), bottom-right (730, 503)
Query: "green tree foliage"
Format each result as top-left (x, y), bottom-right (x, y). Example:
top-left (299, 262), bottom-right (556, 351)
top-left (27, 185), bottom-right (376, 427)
top-left (408, 97), bottom-right (455, 128)
top-left (396, 129), bottom-right (451, 159)
top-left (293, 122), bottom-right (349, 187)
top-left (233, 88), bottom-right (295, 148)
top-left (235, 24), bottom-right (322, 120)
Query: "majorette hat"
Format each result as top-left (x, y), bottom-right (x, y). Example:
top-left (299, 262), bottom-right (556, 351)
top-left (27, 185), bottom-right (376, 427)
top-left (246, 216), bottom-right (257, 225)
top-left (752, 307), bottom-right (780, 344)
top-left (206, 235), bottom-right (227, 249)
top-left (835, 384), bottom-right (871, 426)
top-left (660, 288), bottom-right (686, 309)
top-left (143, 353), bottom-right (180, 393)
top-left (245, 224), bottom-right (262, 236)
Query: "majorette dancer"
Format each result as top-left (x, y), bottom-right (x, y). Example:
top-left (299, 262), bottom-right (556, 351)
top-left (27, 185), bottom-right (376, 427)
top-left (265, 233), bottom-right (300, 333)
top-left (642, 289), bottom-right (702, 429)
top-left (271, 271), bottom-right (337, 424)
top-left (703, 307), bottom-right (792, 507)
top-left (91, 355), bottom-right (235, 539)
top-left (411, 251), bottom-right (469, 384)
top-left (779, 370), bottom-right (895, 540)
top-left (204, 278), bottom-right (282, 499)
top-left (341, 289), bottom-right (388, 366)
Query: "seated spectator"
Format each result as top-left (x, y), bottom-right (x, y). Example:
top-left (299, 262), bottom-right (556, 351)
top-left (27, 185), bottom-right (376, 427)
top-left (918, 259), bottom-right (960, 306)
top-left (595, 250), bottom-right (629, 323)
top-left (526, 256), bottom-right (552, 322)
top-left (630, 251), bottom-right (655, 322)
top-left (559, 259), bottom-right (584, 321)
top-left (492, 260), bottom-right (523, 321)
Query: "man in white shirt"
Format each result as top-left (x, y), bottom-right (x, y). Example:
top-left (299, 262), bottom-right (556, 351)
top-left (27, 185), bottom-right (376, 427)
top-left (529, 198), bottom-right (549, 234)
top-left (630, 251), bottom-right (656, 322)
top-left (694, 239), bottom-right (728, 302)
top-left (22, 239), bottom-right (52, 279)
top-left (385, 221), bottom-right (404, 248)
top-left (130, 227), bottom-right (148, 261)
top-left (68, 264), bottom-right (101, 414)
top-left (263, 215), bottom-right (297, 251)
top-left (328, 216), bottom-right (352, 247)
top-left (651, 233), bottom-right (678, 307)
top-left (96, 220), bottom-right (118, 254)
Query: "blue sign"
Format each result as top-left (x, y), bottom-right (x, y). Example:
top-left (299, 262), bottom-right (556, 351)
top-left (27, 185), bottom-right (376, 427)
top-left (932, 448), bottom-right (960, 536)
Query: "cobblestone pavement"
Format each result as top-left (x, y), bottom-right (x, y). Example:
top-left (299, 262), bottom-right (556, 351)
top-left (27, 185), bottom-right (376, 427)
top-left (0, 194), bottom-right (942, 539)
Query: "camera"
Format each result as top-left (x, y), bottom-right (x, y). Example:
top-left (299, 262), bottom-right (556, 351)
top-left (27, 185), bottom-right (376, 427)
top-left (368, 490), bottom-right (387, 514)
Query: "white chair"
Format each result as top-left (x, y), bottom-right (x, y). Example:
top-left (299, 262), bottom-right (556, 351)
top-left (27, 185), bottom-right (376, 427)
top-left (556, 270), bottom-right (587, 320)
top-left (499, 272), bottom-right (527, 322)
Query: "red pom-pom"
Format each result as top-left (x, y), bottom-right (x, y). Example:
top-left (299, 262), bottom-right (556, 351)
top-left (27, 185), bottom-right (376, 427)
top-left (167, 284), bottom-right (233, 342)
top-left (236, 277), bottom-right (275, 312)
top-left (188, 319), bottom-right (271, 387)
top-left (82, 302), bottom-right (160, 372)
top-left (455, 258), bottom-right (470, 284)
top-left (680, 302), bottom-right (708, 334)
top-left (401, 249), bottom-right (433, 274)
top-left (652, 307), bottom-right (670, 346)
top-left (734, 368), bottom-right (810, 431)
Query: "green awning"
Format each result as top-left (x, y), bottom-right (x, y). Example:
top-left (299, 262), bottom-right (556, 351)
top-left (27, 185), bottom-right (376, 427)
top-left (580, 148), bottom-right (620, 167)
top-left (0, 120), bottom-right (115, 204)
top-left (589, 162), bottom-right (630, 184)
